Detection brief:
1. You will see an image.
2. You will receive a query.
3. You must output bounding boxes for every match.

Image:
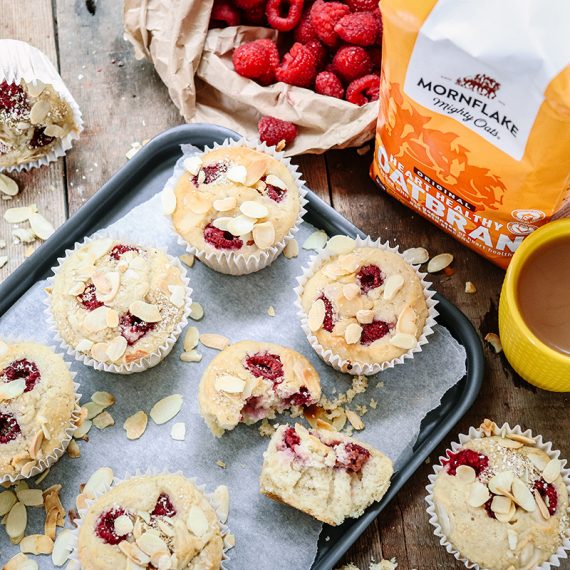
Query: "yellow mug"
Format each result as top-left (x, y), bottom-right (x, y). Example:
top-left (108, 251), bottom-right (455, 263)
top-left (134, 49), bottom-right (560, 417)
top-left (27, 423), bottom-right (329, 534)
top-left (499, 218), bottom-right (570, 391)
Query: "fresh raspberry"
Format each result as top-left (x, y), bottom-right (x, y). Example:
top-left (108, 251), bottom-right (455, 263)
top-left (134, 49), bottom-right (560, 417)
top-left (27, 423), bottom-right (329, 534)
top-left (95, 508), bottom-right (129, 545)
top-left (77, 283), bottom-right (104, 311)
top-left (315, 71), bottom-right (344, 99)
top-left (210, 0), bottom-right (241, 27)
top-left (2, 359), bottom-right (41, 392)
top-left (242, 5), bottom-right (267, 25)
top-left (357, 264), bottom-right (383, 292)
top-left (360, 320), bottom-right (392, 345)
top-left (368, 46), bottom-right (382, 71)
top-left (534, 478), bottom-right (558, 515)
top-left (276, 42), bottom-right (317, 88)
top-left (310, 0), bottom-right (350, 48)
top-left (294, 8), bottom-right (318, 43)
top-left (442, 449), bottom-right (490, 477)
top-left (119, 312), bottom-right (156, 346)
top-left (265, 0), bottom-right (304, 32)
top-left (283, 426), bottom-right (301, 450)
top-left (261, 175), bottom-right (288, 202)
top-left (484, 496), bottom-right (496, 519)
top-left (334, 12), bottom-right (380, 46)
top-left (192, 161), bottom-right (229, 185)
top-left (151, 493), bottom-right (177, 518)
top-left (234, 0), bottom-right (265, 8)
top-left (335, 443), bottom-right (370, 473)
top-left (245, 352), bottom-right (284, 382)
top-left (258, 116), bottom-right (298, 147)
top-left (29, 127), bottom-right (55, 149)
top-left (0, 81), bottom-right (28, 114)
top-left (345, 0), bottom-right (378, 11)
top-left (241, 395), bottom-right (264, 420)
top-left (109, 244), bottom-right (140, 260)
top-left (0, 413), bottom-right (21, 444)
top-left (203, 223), bottom-right (244, 250)
top-left (304, 40), bottom-right (328, 70)
top-left (318, 294), bottom-right (335, 332)
top-left (284, 386), bottom-right (314, 407)
top-left (346, 74), bottom-right (380, 105)
top-left (332, 46), bottom-right (372, 82)
top-left (233, 39), bottom-right (280, 86)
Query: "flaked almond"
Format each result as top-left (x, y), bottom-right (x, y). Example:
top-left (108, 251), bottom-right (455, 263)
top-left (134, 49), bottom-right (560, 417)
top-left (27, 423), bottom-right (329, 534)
top-left (119, 541), bottom-right (150, 566)
top-left (28, 430), bottom-right (43, 461)
top-left (13, 228), bottom-right (36, 244)
top-left (507, 529), bottom-right (518, 551)
top-left (180, 350), bottom-right (202, 363)
top-left (389, 332), bottom-right (416, 350)
top-left (534, 489), bottom-right (550, 520)
top-left (226, 164), bottom-right (247, 184)
top-left (105, 308), bottom-right (119, 328)
top-left (353, 310), bottom-right (374, 326)
top-left (4, 205), bottom-right (36, 224)
top-left (245, 159), bottom-right (268, 185)
top-left (212, 485), bottom-right (230, 524)
top-left (170, 422), bottom-right (186, 441)
top-left (183, 326), bottom-right (199, 351)
top-left (455, 465), bottom-right (476, 483)
top-left (341, 283), bottom-right (360, 301)
top-left (66, 440), bottom-right (81, 458)
top-left (189, 302), bottom-right (204, 321)
top-left (252, 221), bottom-right (275, 250)
top-left (180, 253), bottom-right (195, 267)
top-left (512, 478), bottom-right (536, 512)
top-left (0, 255), bottom-right (8, 269)
top-left (215, 374), bottom-right (246, 394)
top-left (16, 489), bottom-right (44, 507)
top-left (161, 187), bottom-right (176, 215)
top-left (302, 230), bottom-right (328, 251)
top-left (344, 323), bottom-right (362, 345)
top-left (73, 419), bottom-right (92, 439)
top-left (213, 196), bottom-right (236, 212)
top-left (0, 378), bottom-right (26, 400)
top-left (265, 173), bottom-right (287, 190)
top-left (91, 391), bottom-right (115, 408)
top-left (227, 215), bottom-right (256, 237)
top-left (383, 274), bottom-right (405, 301)
top-left (29, 100), bottom-right (50, 124)
top-left (84, 402), bottom-right (104, 420)
top-left (123, 411), bottom-right (148, 440)
top-left (528, 451), bottom-right (549, 471)
top-left (93, 411), bottom-right (114, 430)
top-left (402, 247), bottom-right (429, 265)
top-left (4, 553), bottom-right (35, 570)
top-left (75, 338), bottom-right (93, 353)
top-left (129, 301), bottom-right (162, 323)
top-left (84, 306), bottom-right (111, 333)
top-left (497, 437), bottom-right (523, 449)
top-left (396, 305), bottom-right (417, 335)
top-left (267, 306), bottom-right (276, 317)
top-left (183, 156), bottom-right (202, 176)
top-left (485, 332), bottom-right (503, 354)
top-left (488, 471), bottom-right (514, 495)
top-left (28, 212), bottom-right (55, 240)
top-left (27, 80), bottom-right (46, 97)
top-left (324, 235), bottom-right (356, 255)
top-left (20, 533), bottom-right (53, 555)
top-left (465, 281), bottom-right (477, 294)
top-left (187, 193), bottom-right (210, 214)
top-left (211, 217), bottom-right (232, 231)
top-left (52, 528), bottom-right (73, 566)
top-left (186, 506), bottom-right (209, 537)
top-left (308, 299), bottom-right (326, 332)
top-left (505, 433), bottom-right (535, 446)
top-left (0, 490), bottom-right (17, 516)
top-left (468, 481), bottom-right (490, 507)
top-left (6, 502), bottom-right (27, 538)
top-left (200, 333), bottom-right (229, 350)
top-left (345, 409), bottom-right (364, 430)
top-left (98, 272), bottom-right (121, 303)
top-left (490, 495), bottom-right (511, 515)
top-left (240, 200), bottom-right (268, 219)
top-left (106, 335), bottom-right (128, 362)
top-left (150, 394), bottom-right (183, 425)
top-left (83, 467), bottom-right (114, 498)
top-left (0, 173), bottom-right (19, 197)
top-left (136, 531), bottom-right (168, 556)
top-left (283, 238), bottom-right (299, 258)
top-left (114, 514), bottom-right (134, 536)
top-left (427, 253), bottom-right (453, 273)
top-left (542, 458), bottom-right (562, 483)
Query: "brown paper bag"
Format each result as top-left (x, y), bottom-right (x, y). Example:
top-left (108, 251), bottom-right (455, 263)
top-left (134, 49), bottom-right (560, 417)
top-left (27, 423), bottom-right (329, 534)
top-left (123, 0), bottom-right (378, 155)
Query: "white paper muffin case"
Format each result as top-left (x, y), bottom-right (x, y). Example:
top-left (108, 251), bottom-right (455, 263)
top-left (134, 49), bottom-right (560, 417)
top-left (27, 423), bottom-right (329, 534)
top-left (161, 137), bottom-right (308, 276)
top-left (44, 233), bottom-right (192, 375)
top-left (294, 235), bottom-right (439, 376)
top-left (0, 39), bottom-right (83, 173)
top-left (67, 467), bottom-right (233, 570)
top-left (425, 422), bottom-right (570, 570)
top-left (0, 337), bottom-right (82, 484)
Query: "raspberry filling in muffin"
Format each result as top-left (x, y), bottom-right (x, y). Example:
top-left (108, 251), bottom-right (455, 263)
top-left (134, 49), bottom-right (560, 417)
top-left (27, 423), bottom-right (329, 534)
top-left (357, 264), bottom-right (384, 293)
top-left (0, 412), bottom-right (21, 444)
top-left (95, 507), bottom-right (129, 545)
top-left (1, 358), bottom-right (41, 392)
top-left (203, 223), bottom-right (244, 251)
top-left (191, 161), bottom-right (229, 186)
top-left (262, 175), bottom-right (287, 202)
top-left (151, 492), bottom-right (177, 518)
top-left (109, 244), bottom-right (140, 260)
top-left (119, 312), bottom-right (156, 346)
top-left (77, 283), bottom-right (104, 311)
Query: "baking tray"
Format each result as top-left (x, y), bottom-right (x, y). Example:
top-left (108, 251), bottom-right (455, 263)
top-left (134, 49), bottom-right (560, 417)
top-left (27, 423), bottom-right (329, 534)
top-left (0, 124), bottom-right (484, 569)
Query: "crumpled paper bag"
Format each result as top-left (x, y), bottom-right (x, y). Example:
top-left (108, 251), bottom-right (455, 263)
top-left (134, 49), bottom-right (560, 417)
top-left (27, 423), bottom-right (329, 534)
top-left (124, 0), bottom-right (378, 155)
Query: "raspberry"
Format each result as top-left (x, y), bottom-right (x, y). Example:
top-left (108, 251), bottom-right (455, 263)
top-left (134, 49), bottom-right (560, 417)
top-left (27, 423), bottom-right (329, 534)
top-left (310, 0), bottom-right (350, 48)
top-left (95, 508), bottom-right (129, 545)
top-left (484, 496), bottom-right (496, 519)
top-left (315, 71), bottom-right (344, 99)
top-left (233, 39), bottom-right (280, 86)
top-left (210, 0), bottom-right (241, 27)
top-left (346, 74), bottom-right (380, 105)
top-left (0, 81), bottom-right (28, 114)
top-left (442, 449), bottom-right (490, 477)
top-left (304, 40), bottom-right (328, 70)
top-left (318, 294), bottom-right (335, 332)
top-left (276, 42), bottom-right (317, 88)
top-left (294, 8), bottom-right (318, 43)
top-left (360, 320), bottom-right (392, 345)
top-left (332, 46), bottom-right (372, 82)
top-left (2, 359), bottom-right (41, 392)
top-left (193, 161), bottom-right (229, 185)
top-left (265, 0), bottom-right (304, 32)
top-left (119, 312), bottom-right (156, 346)
top-left (29, 127), bottom-right (55, 149)
top-left (534, 478), bottom-right (558, 515)
top-left (334, 12), bottom-right (380, 46)
top-left (241, 395), bottom-right (264, 420)
top-left (368, 46), bottom-right (382, 71)
top-left (262, 175), bottom-right (288, 202)
top-left (284, 386), bottom-right (314, 406)
top-left (242, 5), bottom-right (267, 25)
top-left (283, 426), bottom-right (301, 450)
top-left (357, 264), bottom-right (383, 292)
top-left (234, 0), bottom-right (265, 8)
top-left (77, 283), bottom-right (104, 311)
top-left (203, 223), bottom-right (244, 250)
top-left (244, 352), bottom-right (284, 382)
top-left (345, 0), bottom-right (378, 11)
top-left (0, 413), bottom-right (21, 444)
top-left (109, 244), bottom-right (140, 260)
top-left (258, 116), bottom-right (298, 148)
top-left (335, 443), bottom-right (370, 473)
top-left (151, 493), bottom-right (177, 518)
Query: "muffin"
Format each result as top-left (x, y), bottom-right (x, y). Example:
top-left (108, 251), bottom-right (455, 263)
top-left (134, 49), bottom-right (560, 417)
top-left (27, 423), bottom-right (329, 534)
top-left (429, 421), bottom-right (570, 570)
top-left (0, 340), bottom-right (79, 480)
top-left (49, 238), bottom-right (191, 373)
top-left (167, 143), bottom-right (303, 274)
top-left (199, 340), bottom-right (321, 437)
top-left (298, 236), bottom-right (432, 374)
top-left (75, 473), bottom-right (225, 570)
top-left (260, 423), bottom-right (393, 526)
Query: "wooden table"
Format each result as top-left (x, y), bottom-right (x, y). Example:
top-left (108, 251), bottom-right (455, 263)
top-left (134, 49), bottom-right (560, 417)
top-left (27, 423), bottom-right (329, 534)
top-left (2, 2), bottom-right (569, 569)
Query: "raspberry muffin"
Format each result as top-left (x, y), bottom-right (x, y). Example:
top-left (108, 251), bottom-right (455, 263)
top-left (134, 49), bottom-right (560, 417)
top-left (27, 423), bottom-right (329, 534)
top-left (298, 236), bottom-right (432, 374)
top-left (49, 238), bottom-right (190, 373)
top-left (429, 421), bottom-right (570, 570)
top-left (167, 143), bottom-right (303, 274)
top-left (75, 473), bottom-right (225, 570)
top-left (199, 340), bottom-right (321, 437)
top-left (0, 340), bottom-right (78, 480)
top-left (260, 423), bottom-right (393, 526)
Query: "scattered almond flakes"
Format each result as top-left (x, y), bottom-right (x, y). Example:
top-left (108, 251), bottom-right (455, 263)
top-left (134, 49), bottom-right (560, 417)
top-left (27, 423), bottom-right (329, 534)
top-left (0, 255), bottom-right (9, 269)
top-left (355, 404), bottom-right (368, 416)
top-left (180, 253), bottom-right (195, 267)
top-left (91, 391), bottom-right (115, 408)
top-left (150, 394), bottom-right (183, 425)
top-left (465, 281), bottom-right (477, 294)
top-left (180, 350), bottom-right (202, 363)
top-left (4, 553), bottom-right (33, 570)
top-left (258, 419), bottom-right (276, 437)
top-left (93, 411), bottom-right (114, 430)
top-left (485, 332), bottom-right (503, 354)
top-left (302, 230), bottom-right (328, 252)
top-left (283, 238), bottom-right (299, 259)
top-left (200, 333), bottom-right (230, 351)
top-left (345, 409), bottom-right (364, 431)
top-left (123, 411), bottom-right (148, 440)
top-left (267, 305), bottom-right (276, 317)
top-left (369, 399), bottom-right (378, 409)
top-left (215, 460), bottom-right (226, 469)
top-left (189, 302), bottom-right (204, 321)
top-left (35, 468), bottom-right (50, 485)
top-left (170, 422), bottom-right (186, 441)
top-left (275, 139), bottom-right (286, 152)
top-left (20, 533), bottom-right (54, 555)
top-left (66, 440), bottom-right (81, 458)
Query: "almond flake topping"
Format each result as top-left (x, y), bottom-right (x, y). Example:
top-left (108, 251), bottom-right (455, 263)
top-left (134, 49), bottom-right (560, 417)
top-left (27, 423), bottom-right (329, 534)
top-left (342, 283), bottom-right (360, 301)
top-left (542, 458), bottom-right (561, 483)
top-left (490, 495), bottom-right (511, 515)
top-left (226, 165), bottom-right (247, 184)
top-left (114, 515), bottom-right (134, 536)
top-left (93, 411), bottom-right (114, 430)
top-left (106, 336), bottom-right (128, 362)
top-left (512, 478), bottom-right (536, 512)
top-left (345, 323), bottom-right (362, 345)
top-left (91, 391), bottom-right (116, 407)
top-left (84, 467), bottom-right (114, 498)
top-left (534, 489), bottom-right (551, 520)
top-left (356, 309), bottom-right (374, 324)
top-left (29, 213), bottom-right (55, 240)
top-left (265, 174), bottom-right (286, 190)
top-left (16, 489), bottom-right (44, 507)
top-left (215, 374), bottom-right (246, 394)
top-left (84, 306), bottom-right (112, 332)
top-left (213, 196), bottom-right (236, 212)
top-left (455, 465), bottom-right (476, 483)
top-left (129, 301), bottom-right (162, 323)
top-left (4, 205), bottom-right (37, 224)
top-left (183, 326), bottom-right (199, 351)
top-left (389, 332), bottom-right (416, 350)
top-left (168, 285), bottom-right (186, 308)
top-left (211, 217), bottom-right (232, 231)
top-left (184, 156), bottom-right (202, 176)
top-left (488, 470), bottom-right (514, 495)
top-left (180, 254), bottom-right (195, 267)
top-left (227, 215), bottom-right (256, 237)
top-left (240, 200), bottom-right (268, 219)
top-left (468, 481), bottom-right (490, 507)
top-left (383, 274), bottom-right (405, 301)
top-left (0, 491), bottom-right (17, 516)
top-left (123, 411), bottom-right (148, 440)
top-left (0, 378), bottom-right (26, 401)
top-left (150, 394), bottom-right (183, 425)
top-left (308, 299), bottom-right (326, 332)
top-left (324, 235), bottom-right (356, 255)
top-left (345, 409), bottom-right (364, 430)
top-left (252, 221), bottom-right (275, 250)
top-left (186, 506), bottom-right (209, 537)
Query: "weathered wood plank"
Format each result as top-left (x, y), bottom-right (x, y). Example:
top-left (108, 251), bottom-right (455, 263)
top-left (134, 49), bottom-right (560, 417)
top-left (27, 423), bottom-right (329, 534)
top-left (292, 154), bottom-right (331, 205)
top-left (0, 0), bottom-right (67, 281)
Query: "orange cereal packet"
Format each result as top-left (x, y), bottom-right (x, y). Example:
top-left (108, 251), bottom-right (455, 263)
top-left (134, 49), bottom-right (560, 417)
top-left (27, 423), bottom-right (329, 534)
top-left (371, 0), bottom-right (570, 268)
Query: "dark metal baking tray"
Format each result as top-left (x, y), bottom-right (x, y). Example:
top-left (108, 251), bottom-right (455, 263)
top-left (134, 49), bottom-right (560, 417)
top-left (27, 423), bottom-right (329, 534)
top-left (0, 124), bottom-right (484, 569)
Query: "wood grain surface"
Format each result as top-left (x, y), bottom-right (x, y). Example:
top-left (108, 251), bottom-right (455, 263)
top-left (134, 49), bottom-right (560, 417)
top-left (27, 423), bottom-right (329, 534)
top-left (1, 1), bottom-right (569, 569)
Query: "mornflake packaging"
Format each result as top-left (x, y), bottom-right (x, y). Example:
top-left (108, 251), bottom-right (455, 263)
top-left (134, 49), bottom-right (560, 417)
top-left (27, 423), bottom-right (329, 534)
top-left (371, 0), bottom-right (570, 268)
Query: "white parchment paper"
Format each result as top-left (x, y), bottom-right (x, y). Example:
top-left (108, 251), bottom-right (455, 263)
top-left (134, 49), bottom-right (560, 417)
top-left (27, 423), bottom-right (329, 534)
top-left (0, 171), bottom-right (466, 568)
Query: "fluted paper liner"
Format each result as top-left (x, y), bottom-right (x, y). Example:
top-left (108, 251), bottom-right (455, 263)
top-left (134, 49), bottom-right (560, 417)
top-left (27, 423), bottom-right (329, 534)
top-left (67, 467), bottom-right (232, 569)
top-left (0, 337), bottom-right (82, 484)
top-left (162, 137), bottom-right (308, 275)
top-left (294, 235), bottom-right (439, 375)
top-left (0, 39), bottom-right (83, 173)
top-left (425, 422), bottom-right (570, 570)
top-left (44, 233), bottom-right (192, 375)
